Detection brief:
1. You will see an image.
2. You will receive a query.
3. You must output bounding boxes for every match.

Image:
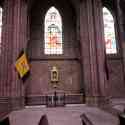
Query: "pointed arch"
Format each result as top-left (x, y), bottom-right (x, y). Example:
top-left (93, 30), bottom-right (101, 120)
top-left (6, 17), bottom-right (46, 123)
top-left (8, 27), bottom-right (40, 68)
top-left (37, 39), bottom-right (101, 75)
top-left (103, 7), bottom-right (117, 54)
top-left (44, 6), bottom-right (63, 55)
top-left (0, 7), bottom-right (2, 54)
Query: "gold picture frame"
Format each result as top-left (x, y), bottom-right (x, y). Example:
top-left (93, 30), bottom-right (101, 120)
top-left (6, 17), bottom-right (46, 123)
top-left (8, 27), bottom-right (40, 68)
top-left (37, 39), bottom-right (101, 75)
top-left (51, 66), bottom-right (59, 82)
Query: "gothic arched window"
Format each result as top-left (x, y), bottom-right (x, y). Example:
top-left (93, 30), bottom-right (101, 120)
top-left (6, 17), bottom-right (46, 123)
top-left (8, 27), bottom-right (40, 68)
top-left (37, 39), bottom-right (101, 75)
top-left (103, 7), bottom-right (117, 54)
top-left (0, 7), bottom-right (2, 54)
top-left (44, 6), bottom-right (63, 55)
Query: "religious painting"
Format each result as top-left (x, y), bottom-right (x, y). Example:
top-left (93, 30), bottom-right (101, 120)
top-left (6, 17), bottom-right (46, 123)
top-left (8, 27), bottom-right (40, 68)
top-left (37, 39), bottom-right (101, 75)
top-left (51, 66), bottom-right (59, 82)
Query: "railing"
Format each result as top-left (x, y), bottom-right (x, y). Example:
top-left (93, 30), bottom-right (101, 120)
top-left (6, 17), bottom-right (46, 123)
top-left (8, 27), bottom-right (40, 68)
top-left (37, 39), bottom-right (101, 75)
top-left (46, 91), bottom-right (65, 107)
top-left (25, 93), bottom-right (84, 106)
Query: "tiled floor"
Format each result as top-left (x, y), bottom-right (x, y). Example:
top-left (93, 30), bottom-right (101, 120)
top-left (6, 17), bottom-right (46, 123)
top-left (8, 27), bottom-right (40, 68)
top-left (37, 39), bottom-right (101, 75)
top-left (9, 104), bottom-right (119, 125)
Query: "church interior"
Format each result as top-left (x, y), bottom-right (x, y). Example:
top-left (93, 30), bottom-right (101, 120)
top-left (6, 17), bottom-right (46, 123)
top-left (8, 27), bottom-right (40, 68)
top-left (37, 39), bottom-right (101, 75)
top-left (0, 0), bottom-right (125, 124)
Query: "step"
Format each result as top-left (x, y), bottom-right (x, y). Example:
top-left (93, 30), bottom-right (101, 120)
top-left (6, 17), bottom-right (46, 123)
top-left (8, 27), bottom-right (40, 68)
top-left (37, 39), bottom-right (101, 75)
top-left (9, 105), bottom-right (119, 125)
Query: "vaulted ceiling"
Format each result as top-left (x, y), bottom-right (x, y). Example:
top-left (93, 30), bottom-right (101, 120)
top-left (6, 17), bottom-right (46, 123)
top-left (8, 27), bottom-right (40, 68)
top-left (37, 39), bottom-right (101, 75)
top-left (28, 0), bottom-right (79, 12)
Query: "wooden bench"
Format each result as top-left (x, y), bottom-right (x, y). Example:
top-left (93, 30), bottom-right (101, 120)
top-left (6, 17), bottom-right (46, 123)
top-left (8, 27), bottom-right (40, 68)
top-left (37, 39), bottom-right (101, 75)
top-left (80, 113), bottom-right (93, 125)
top-left (0, 112), bottom-right (10, 125)
top-left (119, 113), bottom-right (125, 125)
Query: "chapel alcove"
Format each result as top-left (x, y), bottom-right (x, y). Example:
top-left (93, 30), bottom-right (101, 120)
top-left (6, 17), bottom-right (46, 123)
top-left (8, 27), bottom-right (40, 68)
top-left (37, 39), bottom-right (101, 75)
top-left (25, 0), bottom-right (84, 105)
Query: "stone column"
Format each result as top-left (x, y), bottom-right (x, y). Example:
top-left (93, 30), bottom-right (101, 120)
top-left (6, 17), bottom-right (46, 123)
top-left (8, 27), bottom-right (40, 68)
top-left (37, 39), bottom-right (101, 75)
top-left (0, 0), bottom-right (14, 112)
top-left (80, 0), bottom-right (106, 106)
top-left (118, 0), bottom-right (125, 83)
top-left (0, 0), bottom-right (28, 112)
top-left (11, 0), bottom-right (28, 110)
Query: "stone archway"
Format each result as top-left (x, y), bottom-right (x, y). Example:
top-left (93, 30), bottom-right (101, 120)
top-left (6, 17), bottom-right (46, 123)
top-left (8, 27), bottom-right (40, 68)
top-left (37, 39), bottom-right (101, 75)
top-left (119, 0), bottom-right (125, 33)
top-left (25, 0), bottom-right (84, 106)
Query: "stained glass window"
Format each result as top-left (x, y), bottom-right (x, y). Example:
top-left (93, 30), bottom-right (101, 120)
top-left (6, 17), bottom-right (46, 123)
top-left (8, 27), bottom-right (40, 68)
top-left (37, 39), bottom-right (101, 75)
top-left (0, 7), bottom-right (2, 54)
top-left (103, 7), bottom-right (117, 54)
top-left (44, 6), bottom-right (63, 55)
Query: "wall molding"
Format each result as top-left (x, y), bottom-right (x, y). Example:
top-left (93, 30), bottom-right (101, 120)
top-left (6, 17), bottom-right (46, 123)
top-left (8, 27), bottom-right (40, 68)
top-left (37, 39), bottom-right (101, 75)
top-left (0, 96), bottom-right (25, 112)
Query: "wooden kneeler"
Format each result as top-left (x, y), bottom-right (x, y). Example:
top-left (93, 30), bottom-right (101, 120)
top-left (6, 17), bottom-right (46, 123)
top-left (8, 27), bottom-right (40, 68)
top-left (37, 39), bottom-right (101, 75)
top-left (0, 117), bottom-right (10, 125)
top-left (38, 114), bottom-right (49, 125)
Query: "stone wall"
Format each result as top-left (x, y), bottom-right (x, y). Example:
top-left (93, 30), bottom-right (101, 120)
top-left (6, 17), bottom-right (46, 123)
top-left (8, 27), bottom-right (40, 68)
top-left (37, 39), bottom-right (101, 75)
top-left (26, 0), bottom-right (83, 104)
top-left (25, 60), bottom-right (82, 95)
top-left (106, 58), bottom-right (125, 97)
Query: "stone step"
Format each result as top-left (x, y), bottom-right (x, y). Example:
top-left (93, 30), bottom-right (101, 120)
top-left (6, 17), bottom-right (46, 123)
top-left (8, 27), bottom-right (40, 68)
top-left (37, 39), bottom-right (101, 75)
top-left (109, 98), bottom-right (125, 112)
top-left (9, 105), bottom-right (119, 125)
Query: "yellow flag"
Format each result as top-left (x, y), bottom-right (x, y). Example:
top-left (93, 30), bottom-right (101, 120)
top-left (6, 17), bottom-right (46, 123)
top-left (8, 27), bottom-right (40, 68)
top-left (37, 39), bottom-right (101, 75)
top-left (15, 53), bottom-right (30, 78)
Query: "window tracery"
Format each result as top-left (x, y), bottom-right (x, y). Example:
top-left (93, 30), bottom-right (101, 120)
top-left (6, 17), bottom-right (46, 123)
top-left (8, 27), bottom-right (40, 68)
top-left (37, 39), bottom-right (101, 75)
top-left (103, 7), bottom-right (117, 54)
top-left (44, 7), bottom-right (63, 55)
